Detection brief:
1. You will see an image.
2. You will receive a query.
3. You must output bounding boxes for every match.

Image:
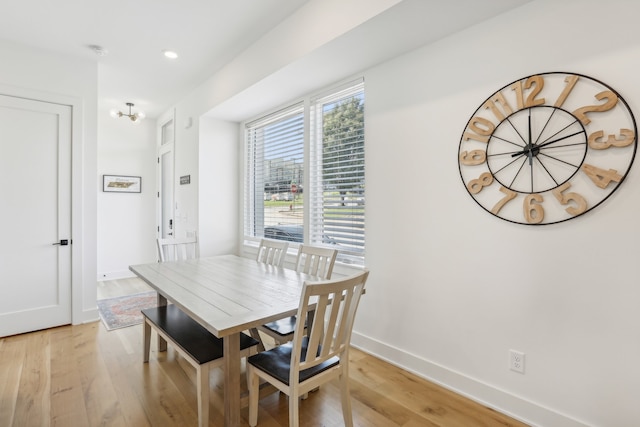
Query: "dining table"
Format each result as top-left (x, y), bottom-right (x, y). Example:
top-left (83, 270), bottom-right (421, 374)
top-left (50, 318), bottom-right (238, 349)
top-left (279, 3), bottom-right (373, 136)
top-left (129, 254), bottom-right (317, 427)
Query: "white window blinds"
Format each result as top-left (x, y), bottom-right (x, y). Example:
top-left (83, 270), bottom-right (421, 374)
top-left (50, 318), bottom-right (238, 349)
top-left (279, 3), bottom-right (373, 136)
top-left (310, 81), bottom-right (365, 264)
top-left (244, 104), bottom-right (304, 242)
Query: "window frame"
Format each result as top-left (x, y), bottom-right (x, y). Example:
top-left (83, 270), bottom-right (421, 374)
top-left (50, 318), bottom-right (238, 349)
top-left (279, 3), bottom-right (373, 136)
top-left (243, 78), bottom-right (365, 266)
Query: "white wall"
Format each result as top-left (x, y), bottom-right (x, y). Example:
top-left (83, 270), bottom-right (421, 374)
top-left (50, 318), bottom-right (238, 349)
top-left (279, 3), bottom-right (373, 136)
top-left (0, 39), bottom-right (98, 323)
top-left (198, 117), bottom-right (239, 256)
top-left (97, 116), bottom-right (157, 279)
top-left (356, 1), bottom-right (640, 426)
top-left (159, 0), bottom-right (640, 426)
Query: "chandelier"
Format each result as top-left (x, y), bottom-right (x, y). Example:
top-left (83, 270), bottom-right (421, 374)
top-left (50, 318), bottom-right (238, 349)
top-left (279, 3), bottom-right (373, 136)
top-left (110, 102), bottom-right (146, 123)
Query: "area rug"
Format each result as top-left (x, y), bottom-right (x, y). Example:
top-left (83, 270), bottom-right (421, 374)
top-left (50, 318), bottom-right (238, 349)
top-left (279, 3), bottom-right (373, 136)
top-left (97, 291), bottom-right (157, 331)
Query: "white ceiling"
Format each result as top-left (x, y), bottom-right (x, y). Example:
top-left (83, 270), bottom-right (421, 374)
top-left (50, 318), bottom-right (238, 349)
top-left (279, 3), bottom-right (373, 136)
top-left (0, 0), bottom-right (309, 118)
top-left (0, 0), bottom-right (532, 120)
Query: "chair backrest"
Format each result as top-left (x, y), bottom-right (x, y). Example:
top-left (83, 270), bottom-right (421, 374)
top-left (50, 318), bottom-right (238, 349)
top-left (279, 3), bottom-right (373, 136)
top-left (256, 239), bottom-right (289, 267)
top-left (157, 233), bottom-right (199, 262)
top-left (294, 245), bottom-right (338, 280)
top-left (289, 270), bottom-right (369, 384)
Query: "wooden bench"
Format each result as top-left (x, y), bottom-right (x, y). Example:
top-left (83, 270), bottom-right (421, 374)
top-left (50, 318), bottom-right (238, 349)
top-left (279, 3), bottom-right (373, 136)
top-left (142, 304), bottom-right (259, 427)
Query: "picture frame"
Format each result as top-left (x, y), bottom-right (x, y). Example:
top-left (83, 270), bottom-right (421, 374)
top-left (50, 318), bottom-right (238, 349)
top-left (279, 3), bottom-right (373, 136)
top-left (103, 175), bottom-right (141, 193)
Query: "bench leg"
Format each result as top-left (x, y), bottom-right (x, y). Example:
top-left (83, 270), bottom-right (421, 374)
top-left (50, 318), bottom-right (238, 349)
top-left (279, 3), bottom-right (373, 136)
top-left (143, 319), bottom-right (151, 363)
top-left (196, 364), bottom-right (209, 427)
top-left (156, 294), bottom-right (167, 352)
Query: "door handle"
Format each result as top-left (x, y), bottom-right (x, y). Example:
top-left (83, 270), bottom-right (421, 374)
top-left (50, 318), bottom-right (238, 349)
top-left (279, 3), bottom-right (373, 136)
top-left (52, 239), bottom-right (70, 246)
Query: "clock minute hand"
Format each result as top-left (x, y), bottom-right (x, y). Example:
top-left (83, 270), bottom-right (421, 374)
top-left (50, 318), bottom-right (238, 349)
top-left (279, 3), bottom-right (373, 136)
top-left (537, 130), bottom-right (584, 149)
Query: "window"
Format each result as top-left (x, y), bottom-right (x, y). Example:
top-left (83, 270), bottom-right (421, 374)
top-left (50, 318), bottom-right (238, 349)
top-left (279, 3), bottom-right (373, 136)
top-left (245, 80), bottom-right (365, 265)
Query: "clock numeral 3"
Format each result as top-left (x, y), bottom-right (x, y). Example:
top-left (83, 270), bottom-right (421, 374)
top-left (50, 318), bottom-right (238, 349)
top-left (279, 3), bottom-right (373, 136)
top-left (588, 128), bottom-right (635, 150)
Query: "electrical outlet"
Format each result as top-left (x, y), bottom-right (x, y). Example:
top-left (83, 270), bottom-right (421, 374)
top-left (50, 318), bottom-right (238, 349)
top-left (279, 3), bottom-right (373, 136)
top-left (510, 350), bottom-right (525, 374)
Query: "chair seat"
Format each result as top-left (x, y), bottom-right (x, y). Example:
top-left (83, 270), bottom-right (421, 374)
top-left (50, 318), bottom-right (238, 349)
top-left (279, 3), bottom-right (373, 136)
top-left (142, 304), bottom-right (259, 365)
top-left (248, 337), bottom-right (339, 386)
top-left (261, 316), bottom-right (307, 337)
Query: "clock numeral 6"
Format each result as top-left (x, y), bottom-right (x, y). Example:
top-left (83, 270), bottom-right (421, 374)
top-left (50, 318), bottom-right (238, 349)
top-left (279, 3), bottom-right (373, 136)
top-left (467, 172), bottom-right (493, 194)
top-left (523, 194), bottom-right (544, 224)
top-left (552, 182), bottom-right (587, 216)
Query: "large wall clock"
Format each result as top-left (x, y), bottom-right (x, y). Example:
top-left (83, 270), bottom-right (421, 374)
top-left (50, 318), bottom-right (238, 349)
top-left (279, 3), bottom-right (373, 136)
top-left (458, 72), bottom-right (637, 225)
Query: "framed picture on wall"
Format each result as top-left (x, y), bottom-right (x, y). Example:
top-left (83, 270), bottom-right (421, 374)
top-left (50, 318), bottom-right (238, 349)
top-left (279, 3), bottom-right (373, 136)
top-left (103, 175), bottom-right (141, 193)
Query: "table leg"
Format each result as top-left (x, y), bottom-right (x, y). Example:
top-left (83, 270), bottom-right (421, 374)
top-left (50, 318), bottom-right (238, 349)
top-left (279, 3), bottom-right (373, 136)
top-left (223, 333), bottom-right (241, 427)
top-left (156, 294), bottom-right (167, 352)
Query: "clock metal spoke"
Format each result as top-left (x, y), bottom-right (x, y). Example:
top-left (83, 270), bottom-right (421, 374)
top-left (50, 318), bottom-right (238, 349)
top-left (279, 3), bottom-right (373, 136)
top-left (504, 156), bottom-right (529, 189)
top-left (538, 152), bottom-right (583, 169)
top-left (491, 133), bottom-right (525, 149)
top-left (533, 108), bottom-right (557, 146)
top-left (491, 154), bottom-right (526, 175)
top-left (532, 156), bottom-right (560, 187)
top-left (505, 115), bottom-right (528, 146)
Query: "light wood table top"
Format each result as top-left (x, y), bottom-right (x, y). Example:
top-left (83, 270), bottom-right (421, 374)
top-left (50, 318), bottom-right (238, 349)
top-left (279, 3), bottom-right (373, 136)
top-left (130, 254), bottom-right (315, 427)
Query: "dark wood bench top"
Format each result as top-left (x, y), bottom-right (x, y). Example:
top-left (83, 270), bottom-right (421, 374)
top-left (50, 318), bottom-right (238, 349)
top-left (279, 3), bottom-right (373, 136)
top-left (142, 305), bottom-right (259, 365)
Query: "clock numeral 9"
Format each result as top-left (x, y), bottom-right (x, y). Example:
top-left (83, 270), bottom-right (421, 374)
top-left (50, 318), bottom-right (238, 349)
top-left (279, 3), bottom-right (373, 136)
top-left (588, 128), bottom-right (635, 150)
top-left (459, 149), bottom-right (486, 166)
top-left (466, 172), bottom-right (493, 194)
top-left (552, 182), bottom-right (587, 216)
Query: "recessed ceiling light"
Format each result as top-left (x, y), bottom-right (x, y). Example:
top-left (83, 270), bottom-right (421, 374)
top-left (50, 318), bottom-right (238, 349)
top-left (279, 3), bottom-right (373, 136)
top-left (163, 50), bottom-right (178, 59)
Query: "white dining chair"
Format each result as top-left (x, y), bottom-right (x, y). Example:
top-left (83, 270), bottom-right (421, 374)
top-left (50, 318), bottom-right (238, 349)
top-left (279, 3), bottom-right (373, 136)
top-left (156, 232), bottom-right (199, 262)
top-left (258, 245), bottom-right (338, 345)
top-left (256, 238), bottom-right (289, 267)
top-left (247, 270), bottom-right (369, 427)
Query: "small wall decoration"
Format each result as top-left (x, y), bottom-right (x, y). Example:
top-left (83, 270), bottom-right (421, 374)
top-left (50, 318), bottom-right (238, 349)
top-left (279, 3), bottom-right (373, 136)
top-left (103, 175), bottom-right (141, 193)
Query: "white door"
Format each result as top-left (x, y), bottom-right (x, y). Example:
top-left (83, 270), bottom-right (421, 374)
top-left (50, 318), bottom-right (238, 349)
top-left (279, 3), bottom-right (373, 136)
top-left (0, 95), bottom-right (72, 337)
top-left (158, 116), bottom-right (175, 239)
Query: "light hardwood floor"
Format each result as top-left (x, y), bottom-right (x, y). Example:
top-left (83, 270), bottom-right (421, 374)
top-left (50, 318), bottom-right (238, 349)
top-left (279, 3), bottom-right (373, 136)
top-left (0, 278), bottom-right (530, 427)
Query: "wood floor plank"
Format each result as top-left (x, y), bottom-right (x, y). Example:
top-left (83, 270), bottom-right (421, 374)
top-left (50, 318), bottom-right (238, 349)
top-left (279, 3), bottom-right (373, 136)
top-left (0, 335), bottom-right (25, 426)
top-left (0, 302), bottom-right (530, 427)
top-left (12, 331), bottom-right (51, 427)
top-left (74, 322), bottom-right (128, 426)
top-left (0, 276), bottom-right (531, 427)
top-left (50, 326), bottom-right (90, 427)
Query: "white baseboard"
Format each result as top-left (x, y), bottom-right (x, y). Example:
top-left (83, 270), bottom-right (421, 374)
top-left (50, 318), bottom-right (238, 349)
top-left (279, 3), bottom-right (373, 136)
top-left (97, 270), bottom-right (136, 281)
top-left (350, 331), bottom-right (590, 427)
top-left (77, 307), bottom-right (99, 325)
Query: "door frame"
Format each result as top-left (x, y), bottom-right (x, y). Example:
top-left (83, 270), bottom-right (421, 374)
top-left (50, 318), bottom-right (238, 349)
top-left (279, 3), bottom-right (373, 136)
top-left (157, 109), bottom-right (176, 247)
top-left (0, 84), bottom-right (85, 325)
